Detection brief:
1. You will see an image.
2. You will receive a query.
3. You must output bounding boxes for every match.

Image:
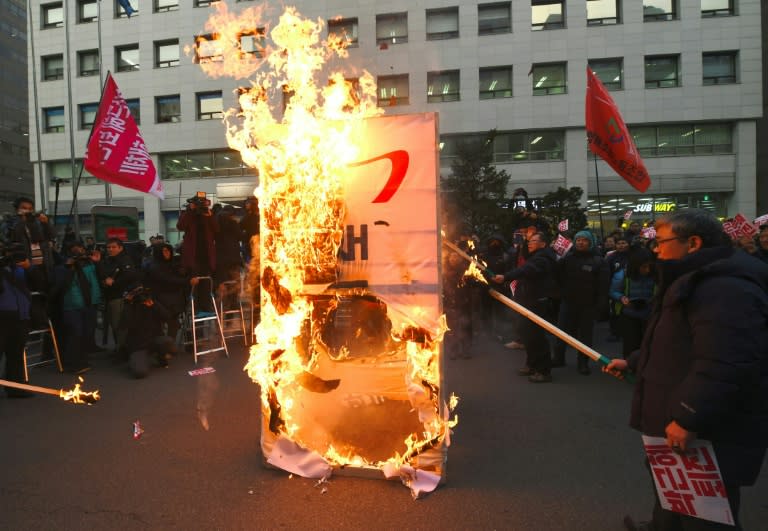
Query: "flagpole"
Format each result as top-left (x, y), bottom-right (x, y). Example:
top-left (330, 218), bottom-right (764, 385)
top-left (62, 0), bottom-right (82, 238)
top-left (594, 157), bottom-right (605, 241)
top-left (96, 0), bottom-right (112, 205)
top-left (67, 73), bottom-right (112, 239)
top-left (27, 0), bottom-right (48, 215)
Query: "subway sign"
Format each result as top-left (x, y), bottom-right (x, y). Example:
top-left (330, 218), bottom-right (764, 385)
top-left (634, 202), bottom-right (676, 213)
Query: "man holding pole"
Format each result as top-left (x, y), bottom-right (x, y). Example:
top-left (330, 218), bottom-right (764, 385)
top-left (605, 209), bottom-right (768, 530)
top-left (492, 232), bottom-right (557, 383)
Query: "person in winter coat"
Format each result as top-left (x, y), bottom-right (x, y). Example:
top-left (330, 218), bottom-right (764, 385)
top-left (492, 232), bottom-right (558, 383)
top-left (120, 284), bottom-right (176, 378)
top-left (442, 243), bottom-right (475, 359)
top-left (51, 241), bottom-right (102, 373)
top-left (479, 233), bottom-right (514, 344)
top-left (605, 209), bottom-right (768, 531)
top-left (609, 246), bottom-right (656, 359)
top-left (551, 230), bottom-right (609, 375)
top-left (0, 245), bottom-right (34, 397)
top-left (144, 244), bottom-right (189, 343)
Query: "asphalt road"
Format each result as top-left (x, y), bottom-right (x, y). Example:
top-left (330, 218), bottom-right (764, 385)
top-left (1, 323), bottom-right (766, 530)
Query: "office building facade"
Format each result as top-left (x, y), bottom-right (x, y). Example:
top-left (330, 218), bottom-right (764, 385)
top-left (27, 0), bottom-right (763, 239)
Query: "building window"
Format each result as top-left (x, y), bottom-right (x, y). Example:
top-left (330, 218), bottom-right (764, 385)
top-left (239, 29), bottom-right (266, 57)
top-left (115, 0), bottom-right (137, 18)
top-left (587, 0), bottom-right (620, 25)
top-left (156, 95), bottom-right (181, 123)
top-left (155, 40), bottom-right (179, 68)
top-left (78, 49), bottom-right (100, 77)
top-left (495, 130), bottom-right (565, 161)
top-left (643, 0), bottom-right (677, 21)
top-left (377, 74), bottom-right (409, 106)
top-left (426, 7), bottom-right (459, 40)
top-left (645, 55), bottom-right (680, 88)
top-left (479, 66), bottom-right (512, 99)
top-left (44, 107), bottom-right (65, 133)
top-left (125, 98), bottom-right (140, 124)
top-left (427, 70), bottom-right (460, 102)
top-left (532, 0), bottom-right (564, 31)
top-left (702, 0), bottom-right (734, 17)
top-left (588, 58), bottom-right (623, 90)
top-left (703, 51), bottom-right (737, 84)
top-left (440, 130), bottom-right (564, 164)
top-left (42, 3), bottom-right (64, 29)
top-left (631, 123), bottom-right (732, 156)
top-left (79, 103), bottom-right (99, 129)
top-left (194, 34), bottom-right (223, 63)
top-left (531, 62), bottom-right (567, 95)
top-left (116, 44), bottom-right (139, 72)
top-left (78, 0), bottom-right (98, 23)
top-left (154, 0), bottom-right (178, 12)
top-left (197, 92), bottom-right (223, 120)
top-left (478, 3), bottom-right (511, 35)
top-left (194, 0), bottom-right (219, 6)
top-left (328, 17), bottom-right (358, 47)
top-left (160, 150), bottom-right (256, 180)
top-left (376, 13), bottom-right (408, 45)
top-left (42, 54), bottom-right (64, 81)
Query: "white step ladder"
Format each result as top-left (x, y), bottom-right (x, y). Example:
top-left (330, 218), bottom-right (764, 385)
top-left (187, 276), bottom-right (228, 364)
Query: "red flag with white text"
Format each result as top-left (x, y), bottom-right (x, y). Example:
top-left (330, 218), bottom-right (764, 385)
top-left (585, 68), bottom-right (650, 193)
top-left (84, 73), bottom-right (163, 199)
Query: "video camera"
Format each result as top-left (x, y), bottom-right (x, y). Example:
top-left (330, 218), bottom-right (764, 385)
top-left (123, 284), bottom-right (153, 304)
top-left (0, 242), bottom-right (28, 268)
top-left (186, 191), bottom-right (211, 213)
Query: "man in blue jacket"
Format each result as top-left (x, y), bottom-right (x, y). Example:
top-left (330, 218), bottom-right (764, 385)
top-left (606, 209), bottom-right (768, 531)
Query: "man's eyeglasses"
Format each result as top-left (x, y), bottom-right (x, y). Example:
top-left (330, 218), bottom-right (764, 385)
top-left (655, 236), bottom-right (686, 245)
top-left (528, 239), bottom-right (543, 244)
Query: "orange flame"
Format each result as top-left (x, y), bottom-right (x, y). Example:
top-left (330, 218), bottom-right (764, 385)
top-left (59, 377), bottom-right (100, 405)
top-left (198, 5), bottom-right (456, 472)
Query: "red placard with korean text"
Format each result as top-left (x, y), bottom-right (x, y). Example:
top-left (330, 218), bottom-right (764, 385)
top-left (722, 213), bottom-right (758, 240)
top-left (642, 436), bottom-right (733, 525)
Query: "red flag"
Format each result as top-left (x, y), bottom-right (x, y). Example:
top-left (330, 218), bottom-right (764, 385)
top-left (84, 73), bottom-right (163, 199)
top-left (585, 68), bottom-right (650, 193)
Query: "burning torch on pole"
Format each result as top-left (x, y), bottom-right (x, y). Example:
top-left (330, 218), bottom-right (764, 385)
top-left (0, 376), bottom-right (100, 404)
top-left (442, 239), bottom-right (633, 383)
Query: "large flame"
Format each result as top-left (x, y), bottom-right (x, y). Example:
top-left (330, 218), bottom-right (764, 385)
top-left (199, 4), bottom-right (456, 473)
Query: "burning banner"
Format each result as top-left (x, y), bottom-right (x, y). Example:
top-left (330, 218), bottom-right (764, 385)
top-left (197, 5), bottom-right (456, 496)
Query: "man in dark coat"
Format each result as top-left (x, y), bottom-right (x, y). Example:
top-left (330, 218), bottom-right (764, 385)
top-left (177, 196), bottom-right (218, 313)
top-left (551, 229), bottom-right (609, 375)
top-left (606, 209), bottom-right (768, 531)
top-left (97, 238), bottom-right (141, 349)
top-left (492, 231), bottom-right (558, 383)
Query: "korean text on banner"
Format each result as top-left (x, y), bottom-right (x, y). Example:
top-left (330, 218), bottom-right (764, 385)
top-left (642, 436), bottom-right (733, 526)
top-left (722, 213), bottom-right (758, 240)
top-left (585, 68), bottom-right (651, 193)
top-left (84, 73), bottom-right (163, 199)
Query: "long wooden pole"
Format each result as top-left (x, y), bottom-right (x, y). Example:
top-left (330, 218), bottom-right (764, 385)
top-left (0, 379), bottom-right (61, 397)
top-left (442, 240), bottom-right (632, 381)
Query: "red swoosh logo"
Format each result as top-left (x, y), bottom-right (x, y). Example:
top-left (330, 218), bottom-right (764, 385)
top-left (349, 150), bottom-right (409, 203)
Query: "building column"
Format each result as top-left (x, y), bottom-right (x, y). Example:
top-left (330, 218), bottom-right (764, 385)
top-left (564, 128), bottom-right (589, 205)
top-left (729, 121), bottom-right (758, 218)
top-left (142, 194), bottom-right (162, 241)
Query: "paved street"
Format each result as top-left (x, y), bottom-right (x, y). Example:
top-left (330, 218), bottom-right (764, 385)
top-left (1, 322), bottom-right (766, 530)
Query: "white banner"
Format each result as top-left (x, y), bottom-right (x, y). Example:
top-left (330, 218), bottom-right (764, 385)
top-left (339, 113), bottom-right (441, 331)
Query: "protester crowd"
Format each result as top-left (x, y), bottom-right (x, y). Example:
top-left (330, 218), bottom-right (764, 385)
top-left (0, 195), bottom-right (260, 392)
top-left (442, 207), bottom-right (768, 530)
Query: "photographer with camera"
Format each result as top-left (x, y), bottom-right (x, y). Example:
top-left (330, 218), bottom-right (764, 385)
top-left (177, 192), bottom-right (218, 314)
top-left (120, 283), bottom-right (176, 378)
top-left (50, 241), bottom-right (102, 374)
top-left (2, 196), bottom-right (55, 292)
top-left (0, 243), bottom-right (35, 397)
